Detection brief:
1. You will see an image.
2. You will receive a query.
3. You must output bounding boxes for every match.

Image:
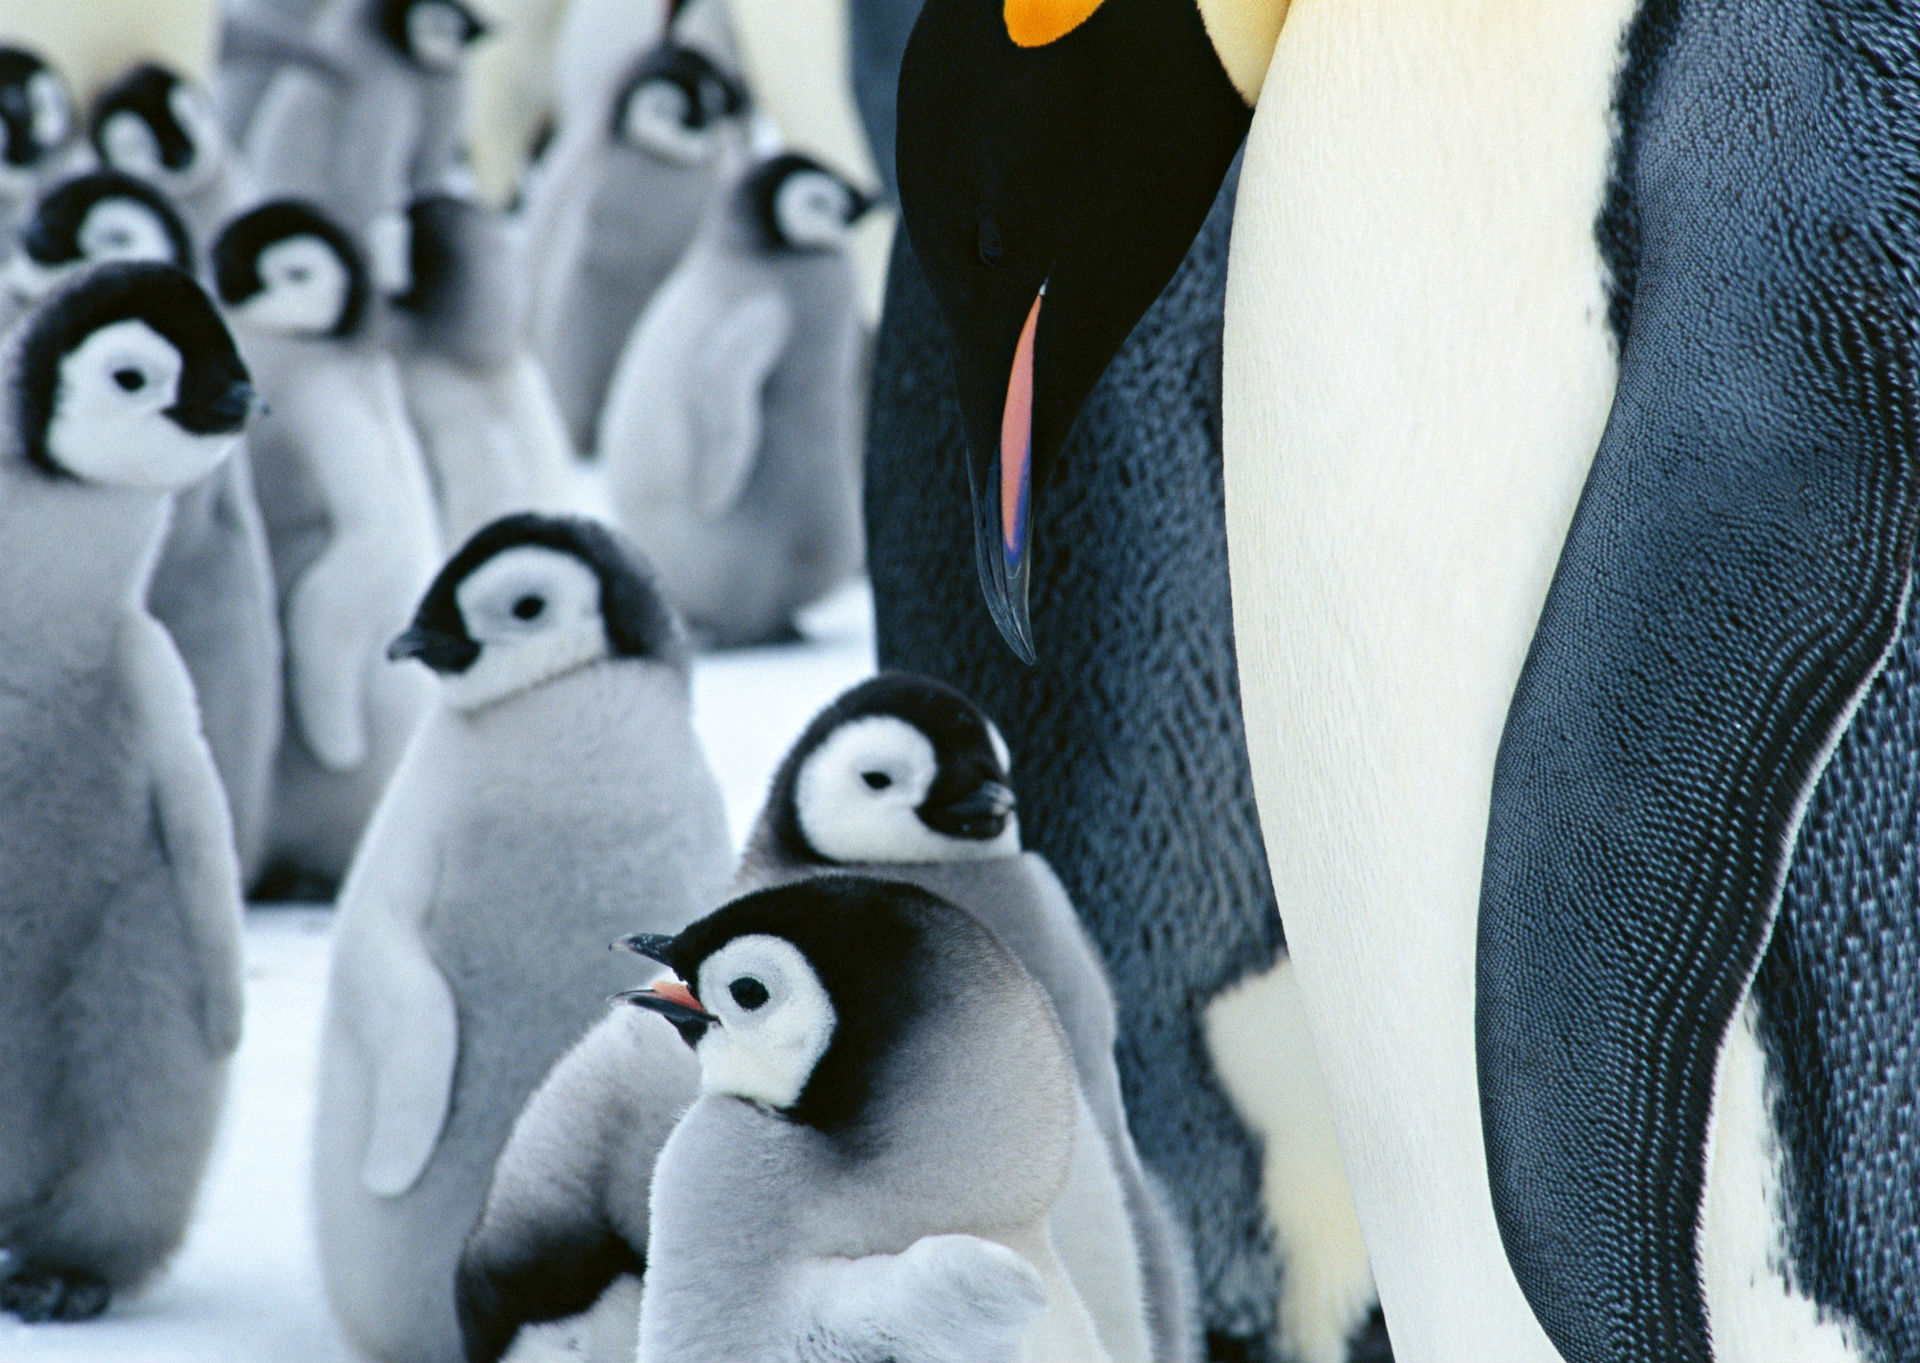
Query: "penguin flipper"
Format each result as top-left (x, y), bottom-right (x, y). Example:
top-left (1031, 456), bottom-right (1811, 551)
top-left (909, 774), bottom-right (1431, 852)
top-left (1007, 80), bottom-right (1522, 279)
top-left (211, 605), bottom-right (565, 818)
top-left (788, 1233), bottom-right (1047, 1363)
top-left (1476, 69), bottom-right (1920, 1362)
top-left (355, 936), bottom-right (458, 1198)
top-left (120, 611), bottom-right (245, 1057)
top-left (686, 289), bottom-right (792, 519)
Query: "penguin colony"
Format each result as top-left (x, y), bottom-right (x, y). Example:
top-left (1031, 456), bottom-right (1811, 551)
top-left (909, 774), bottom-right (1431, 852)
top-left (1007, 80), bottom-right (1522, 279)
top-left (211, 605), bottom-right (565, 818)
top-left (1, 3), bottom-right (1915, 1363)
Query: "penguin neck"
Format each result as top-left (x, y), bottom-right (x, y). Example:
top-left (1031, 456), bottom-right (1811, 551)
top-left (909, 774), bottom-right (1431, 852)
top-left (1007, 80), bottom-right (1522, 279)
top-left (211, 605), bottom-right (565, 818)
top-left (1193, 0), bottom-right (1292, 104)
top-left (0, 469), bottom-right (172, 666)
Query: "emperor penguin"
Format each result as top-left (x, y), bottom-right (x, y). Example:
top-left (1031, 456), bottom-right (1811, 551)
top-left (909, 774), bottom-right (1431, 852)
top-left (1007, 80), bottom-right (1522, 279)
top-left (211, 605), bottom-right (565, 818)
top-left (312, 512), bottom-right (732, 1363)
top-left (896, 2), bottom-right (1920, 1361)
top-left (624, 875), bottom-right (1110, 1363)
top-left (0, 47), bottom-right (76, 236)
top-left (211, 198), bottom-right (439, 893)
top-left (599, 151), bottom-right (874, 648)
top-left (521, 37), bottom-right (750, 451)
top-left (88, 62), bottom-right (256, 250)
top-left (0, 262), bottom-right (251, 1321)
top-left (243, 0), bottom-right (489, 233)
top-left (734, 672), bottom-right (1195, 1362)
top-left (6, 169), bottom-right (284, 885)
top-left (378, 191), bottom-right (591, 544)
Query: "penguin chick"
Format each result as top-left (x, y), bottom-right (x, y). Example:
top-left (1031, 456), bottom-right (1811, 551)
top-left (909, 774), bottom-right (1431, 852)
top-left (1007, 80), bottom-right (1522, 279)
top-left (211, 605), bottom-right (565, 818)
top-left (6, 167), bottom-right (285, 884)
top-left (312, 513), bottom-right (732, 1363)
top-left (0, 47), bottom-right (75, 236)
top-left (243, 0), bottom-right (489, 234)
top-left (735, 672), bottom-right (1194, 1362)
top-left (599, 151), bottom-right (875, 647)
top-left (0, 262), bottom-right (251, 1322)
top-left (212, 199), bottom-right (439, 891)
top-left (627, 875), bottom-right (1107, 1363)
top-left (89, 62), bottom-right (257, 250)
top-left (522, 38), bottom-right (750, 450)
top-left (380, 192), bottom-right (594, 545)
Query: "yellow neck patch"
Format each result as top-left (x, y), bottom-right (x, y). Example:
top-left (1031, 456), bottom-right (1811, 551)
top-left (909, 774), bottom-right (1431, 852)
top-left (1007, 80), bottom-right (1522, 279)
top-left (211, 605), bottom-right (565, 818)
top-left (1004, 0), bottom-right (1108, 47)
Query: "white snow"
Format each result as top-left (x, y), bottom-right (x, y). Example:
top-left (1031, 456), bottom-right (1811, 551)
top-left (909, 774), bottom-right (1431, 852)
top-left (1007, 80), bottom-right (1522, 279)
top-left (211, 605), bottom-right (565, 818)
top-left (1, 583), bottom-right (876, 1363)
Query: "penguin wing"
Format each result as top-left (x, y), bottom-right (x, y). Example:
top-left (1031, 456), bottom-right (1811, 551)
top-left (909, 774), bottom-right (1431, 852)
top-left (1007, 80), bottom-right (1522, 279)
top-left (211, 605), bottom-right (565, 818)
top-left (787, 1233), bottom-right (1047, 1363)
top-left (1475, 34), bottom-right (1920, 1361)
top-left (355, 933), bottom-right (459, 1197)
top-left (119, 612), bottom-right (246, 1057)
top-left (685, 288), bottom-right (793, 519)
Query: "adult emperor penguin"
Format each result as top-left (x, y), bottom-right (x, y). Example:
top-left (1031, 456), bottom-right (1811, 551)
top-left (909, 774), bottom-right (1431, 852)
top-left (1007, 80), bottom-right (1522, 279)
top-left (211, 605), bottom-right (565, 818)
top-left (625, 875), bottom-right (1108, 1363)
top-left (733, 672), bottom-right (1191, 1361)
top-left (521, 37), bottom-right (751, 451)
top-left (598, 150), bottom-right (874, 647)
top-left (0, 262), bottom-right (251, 1321)
top-left (379, 192), bottom-right (586, 545)
top-left (88, 63), bottom-right (256, 250)
top-left (312, 512), bottom-right (732, 1363)
top-left (0, 47), bottom-right (75, 236)
top-left (212, 199), bottom-right (439, 893)
top-left (6, 169), bottom-right (284, 885)
top-left (897, 2), bottom-right (1920, 1361)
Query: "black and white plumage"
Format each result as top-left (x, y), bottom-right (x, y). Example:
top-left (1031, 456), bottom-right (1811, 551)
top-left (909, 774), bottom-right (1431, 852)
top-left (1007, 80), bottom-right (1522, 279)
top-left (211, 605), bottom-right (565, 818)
top-left (0, 46), bottom-right (74, 236)
top-left (312, 512), bottom-right (731, 1363)
top-left (599, 150), bottom-right (874, 647)
top-left (212, 199), bottom-right (439, 892)
top-left (88, 62), bottom-right (255, 250)
top-left (4, 170), bottom-right (191, 321)
top-left (733, 671), bottom-right (1197, 1362)
top-left (0, 262), bottom-right (251, 1323)
top-left (625, 875), bottom-right (1109, 1363)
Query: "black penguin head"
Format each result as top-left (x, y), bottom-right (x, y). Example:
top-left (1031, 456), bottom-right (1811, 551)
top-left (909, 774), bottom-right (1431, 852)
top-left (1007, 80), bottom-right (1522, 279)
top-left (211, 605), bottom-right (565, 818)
top-left (11, 170), bottom-right (194, 306)
top-left (611, 41), bottom-right (749, 165)
top-left (89, 63), bottom-right (224, 194)
top-left (621, 876), bottom-right (975, 1136)
top-left (895, 0), bottom-right (1252, 661)
top-left (212, 199), bottom-right (370, 339)
top-left (764, 673), bottom-right (1019, 867)
top-left (375, 192), bottom-right (522, 355)
top-left (388, 513), bottom-right (686, 710)
top-left (0, 47), bottom-right (71, 180)
top-left (12, 261), bottom-right (254, 486)
top-left (376, 0), bottom-right (489, 71)
top-left (742, 152), bottom-right (877, 254)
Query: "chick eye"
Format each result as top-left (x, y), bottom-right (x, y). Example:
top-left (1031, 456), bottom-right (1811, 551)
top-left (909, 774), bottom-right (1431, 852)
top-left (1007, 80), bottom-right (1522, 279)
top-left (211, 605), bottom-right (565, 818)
top-left (511, 594), bottom-right (545, 621)
top-left (861, 770), bottom-right (892, 790)
top-left (729, 976), bottom-right (769, 1010)
top-left (288, 266), bottom-right (310, 283)
top-left (113, 367), bottom-right (145, 392)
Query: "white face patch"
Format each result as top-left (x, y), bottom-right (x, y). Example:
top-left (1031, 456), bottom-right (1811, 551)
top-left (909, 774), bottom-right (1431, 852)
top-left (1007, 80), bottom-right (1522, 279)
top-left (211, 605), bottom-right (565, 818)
top-left (692, 936), bottom-right (836, 1111)
top-left (619, 80), bottom-right (718, 165)
top-left (98, 111), bottom-right (165, 178)
top-left (408, 2), bottom-right (471, 70)
top-left (76, 198), bottom-right (179, 267)
top-left (794, 714), bottom-right (1020, 864)
top-left (44, 319), bottom-right (236, 488)
top-left (232, 235), bottom-right (351, 336)
top-left (437, 545), bottom-right (610, 710)
top-left (773, 170), bottom-right (855, 250)
top-left (26, 71), bottom-right (67, 151)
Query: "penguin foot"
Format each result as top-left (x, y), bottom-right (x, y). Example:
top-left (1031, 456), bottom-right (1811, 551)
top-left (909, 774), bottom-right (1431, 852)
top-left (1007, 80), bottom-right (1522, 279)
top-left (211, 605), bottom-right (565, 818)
top-left (0, 1270), bottom-right (111, 1322)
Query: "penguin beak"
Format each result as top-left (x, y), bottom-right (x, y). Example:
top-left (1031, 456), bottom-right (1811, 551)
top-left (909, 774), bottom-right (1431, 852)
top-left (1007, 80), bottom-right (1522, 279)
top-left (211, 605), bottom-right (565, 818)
top-left (979, 288), bottom-right (1043, 663)
top-left (171, 376), bottom-right (259, 435)
top-left (387, 623), bottom-right (480, 672)
top-left (922, 780), bottom-right (1017, 841)
top-left (619, 932), bottom-right (677, 966)
top-left (617, 979), bottom-right (718, 1027)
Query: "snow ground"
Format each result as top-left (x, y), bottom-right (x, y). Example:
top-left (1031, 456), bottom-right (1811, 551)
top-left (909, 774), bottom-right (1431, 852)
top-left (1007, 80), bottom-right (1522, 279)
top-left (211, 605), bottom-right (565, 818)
top-left (1, 584), bottom-right (877, 1363)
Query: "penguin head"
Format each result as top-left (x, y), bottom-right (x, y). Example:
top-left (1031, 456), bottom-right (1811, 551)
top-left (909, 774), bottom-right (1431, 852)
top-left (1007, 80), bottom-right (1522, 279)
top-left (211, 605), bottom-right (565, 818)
top-left (388, 513), bottom-right (686, 711)
top-left (742, 153), bottom-right (877, 254)
top-left (12, 262), bottom-right (254, 488)
top-left (373, 192), bottom-right (523, 358)
top-left (8, 170), bottom-right (193, 304)
top-left (895, 0), bottom-right (1252, 660)
top-left (611, 41), bottom-right (749, 166)
top-left (377, 0), bottom-right (490, 72)
top-left (765, 673), bottom-right (1020, 867)
top-left (0, 48), bottom-right (71, 188)
top-left (89, 64), bottom-right (226, 197)
top-left (212, 200), bottom-right (370, 339)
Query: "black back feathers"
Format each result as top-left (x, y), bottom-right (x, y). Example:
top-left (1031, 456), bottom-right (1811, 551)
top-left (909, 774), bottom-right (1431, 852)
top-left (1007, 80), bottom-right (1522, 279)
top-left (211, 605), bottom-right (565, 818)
top-left (0, 47), bottom-right (65, 169)
top-left (211, 199), bottom-right (370, 338)
top-left (21, 170), bottom-right (192, 270)
top-left (88, 63), bottom-right (197, 173)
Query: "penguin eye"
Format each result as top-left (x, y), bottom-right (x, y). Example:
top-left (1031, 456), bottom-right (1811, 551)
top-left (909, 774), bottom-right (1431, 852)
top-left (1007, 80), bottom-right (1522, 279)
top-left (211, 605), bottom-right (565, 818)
top-left (511, 594), bottom-right (546, 621)
top-left (860, 770), bottom-right (893, 791)
top-left (728, 976), bottom-right (769, 1011)
top-left (113, 367), bottom-right (145, 392)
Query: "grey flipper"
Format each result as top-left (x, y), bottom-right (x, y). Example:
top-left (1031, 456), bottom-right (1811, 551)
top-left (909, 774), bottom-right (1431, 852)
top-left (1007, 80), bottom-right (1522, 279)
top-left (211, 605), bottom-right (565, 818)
top-left (1476, 6), bottom-right (1920, 1361)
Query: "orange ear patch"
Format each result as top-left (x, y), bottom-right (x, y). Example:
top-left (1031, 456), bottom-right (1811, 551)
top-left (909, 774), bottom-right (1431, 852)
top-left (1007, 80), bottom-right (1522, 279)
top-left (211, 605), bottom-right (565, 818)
top-left (1004, 0), bottom-right (1106, 47)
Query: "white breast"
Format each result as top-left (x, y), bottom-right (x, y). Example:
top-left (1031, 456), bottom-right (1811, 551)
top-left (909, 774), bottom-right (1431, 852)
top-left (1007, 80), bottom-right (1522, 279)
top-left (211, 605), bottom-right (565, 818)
top-left (1218, 1), bottom-right (1634, 1355)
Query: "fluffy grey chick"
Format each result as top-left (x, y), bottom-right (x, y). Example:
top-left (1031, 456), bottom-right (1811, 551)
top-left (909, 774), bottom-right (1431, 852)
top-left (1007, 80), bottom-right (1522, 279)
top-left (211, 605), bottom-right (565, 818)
top-left (627, 875), bottom-right (1109, 1362)
top-left (311, 513), bottom-right (733, 1363)
top-left (89, 62), bottom-right (257, 250)
top-left (735, 672), bottom-right (1197, 1361)
top-left (0, 263), bottom-right (252, 1322)
top-left (521, 38), bottom-right (749, 450)
top-left (599, 151), bottom-right (874, 647)
top-left (0, 47), bottom-right (77, 238)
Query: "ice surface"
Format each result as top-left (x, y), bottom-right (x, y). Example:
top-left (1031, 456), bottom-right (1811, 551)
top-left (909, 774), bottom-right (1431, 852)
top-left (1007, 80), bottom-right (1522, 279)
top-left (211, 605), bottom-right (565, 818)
top-left (0, 583), bottom-right (876, 1362)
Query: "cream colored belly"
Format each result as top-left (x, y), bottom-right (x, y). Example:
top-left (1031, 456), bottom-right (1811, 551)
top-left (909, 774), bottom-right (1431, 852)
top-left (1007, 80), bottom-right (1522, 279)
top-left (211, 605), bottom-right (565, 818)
top-left (1219, 1), bottom-right (1632, 1356)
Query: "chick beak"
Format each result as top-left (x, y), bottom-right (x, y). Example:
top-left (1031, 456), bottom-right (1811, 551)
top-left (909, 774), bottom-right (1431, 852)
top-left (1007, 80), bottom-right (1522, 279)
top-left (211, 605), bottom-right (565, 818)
top-left (615, 978), bottom-right (717, 1027)
top-left (619, 932), bottom-right (678, 966)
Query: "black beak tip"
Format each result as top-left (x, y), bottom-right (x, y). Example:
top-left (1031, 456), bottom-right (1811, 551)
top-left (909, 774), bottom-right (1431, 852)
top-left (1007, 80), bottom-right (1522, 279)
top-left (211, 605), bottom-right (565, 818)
top-left (970, 469), bottom-right (1037, 666)
top-left (386, 626), bottom-right (428, 662)
top-left (621, 932), bottom-right (677, 965)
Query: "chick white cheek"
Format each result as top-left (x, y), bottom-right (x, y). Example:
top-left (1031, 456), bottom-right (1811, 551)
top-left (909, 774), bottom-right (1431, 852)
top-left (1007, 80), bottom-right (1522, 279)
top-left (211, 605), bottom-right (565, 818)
top-left (99, 112), bottom-right (164, 176)
top-left (44, 321), bottom-right (236, 489)
top-left (693, 939), bottom-right (836, 1111)
top-left (77, 201), bottom-right (177, 266)
top-left (793, 716), bottom-right (947, 864)
top-left (622, 84), bottom-right (716, 166)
